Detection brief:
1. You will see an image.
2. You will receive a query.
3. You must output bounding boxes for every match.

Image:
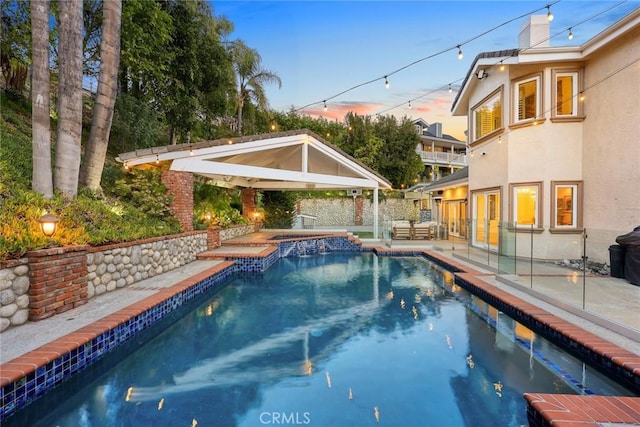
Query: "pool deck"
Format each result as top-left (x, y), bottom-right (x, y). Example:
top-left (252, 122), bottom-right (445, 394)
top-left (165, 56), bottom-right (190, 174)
top-left (1, 231), bottom-right (639, 426)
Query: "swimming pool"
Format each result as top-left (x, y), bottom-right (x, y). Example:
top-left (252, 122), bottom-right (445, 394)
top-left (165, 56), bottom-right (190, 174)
top-left (4, 253), bottom-right (634, 426)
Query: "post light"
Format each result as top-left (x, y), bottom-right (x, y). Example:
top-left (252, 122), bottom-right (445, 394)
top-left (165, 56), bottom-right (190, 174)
top-left (39, 212), bottom-right (59, 237)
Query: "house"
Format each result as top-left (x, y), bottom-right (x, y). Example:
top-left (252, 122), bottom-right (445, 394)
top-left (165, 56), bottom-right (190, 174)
top-left (412, 118), bottom-right (467, 181)
top-left (449, 8), bottom-right (640, 262)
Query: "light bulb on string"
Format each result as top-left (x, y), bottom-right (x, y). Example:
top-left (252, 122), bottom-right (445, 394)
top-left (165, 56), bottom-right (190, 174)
top-left (323, 100), bottom-right (327, 112)
top-left (568, 28), bottom-right (573, 40)
top-left (155, 154), bottom-right (159, 164)
top-left (384, 76), bottom-right (389, 89)
top-left (457, 45), bottom-right (463, 60)
top-left (408, 101), bottom-right (412, 109)
top-left (546, 5), bottom-right (554, 22)
top-left (499, 61), bottom-right (505, 71)
top-left (448, 84), bottom-right (452, 93)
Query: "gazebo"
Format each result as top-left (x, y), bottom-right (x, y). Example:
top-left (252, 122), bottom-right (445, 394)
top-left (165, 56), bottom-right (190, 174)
top-left (117, 129), bottom-right (392, 238)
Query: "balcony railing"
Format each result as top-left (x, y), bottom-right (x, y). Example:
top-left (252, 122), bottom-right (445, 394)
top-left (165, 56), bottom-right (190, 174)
top-left (417, 150), bottom-right (467, 166)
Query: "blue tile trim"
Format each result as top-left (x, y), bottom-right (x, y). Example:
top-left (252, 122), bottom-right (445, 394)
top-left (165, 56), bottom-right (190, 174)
top-left (1, 264), bottom-right (235, 422)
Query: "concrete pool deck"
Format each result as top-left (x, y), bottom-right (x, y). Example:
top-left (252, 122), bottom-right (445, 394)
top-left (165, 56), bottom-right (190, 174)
top-left (1, 232), bottom-right (639, 426)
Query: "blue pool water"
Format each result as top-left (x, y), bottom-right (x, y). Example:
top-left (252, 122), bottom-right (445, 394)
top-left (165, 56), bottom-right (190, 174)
top-left (6, 253), bottom-right (634, 426)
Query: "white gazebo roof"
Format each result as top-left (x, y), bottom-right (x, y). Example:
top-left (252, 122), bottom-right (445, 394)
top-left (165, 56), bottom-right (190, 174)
top-left (116, 129), bottom-right (392, 191)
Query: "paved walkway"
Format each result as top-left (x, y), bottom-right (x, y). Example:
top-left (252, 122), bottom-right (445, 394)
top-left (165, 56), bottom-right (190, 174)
top-left (1, 236), bottom-right (639, 364)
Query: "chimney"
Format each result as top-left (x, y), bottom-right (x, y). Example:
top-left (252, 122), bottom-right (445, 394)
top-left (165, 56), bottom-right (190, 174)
top-left (518, 15), bottom-right (550, 49)
top-left (430, 122), bottom-right (443, 138)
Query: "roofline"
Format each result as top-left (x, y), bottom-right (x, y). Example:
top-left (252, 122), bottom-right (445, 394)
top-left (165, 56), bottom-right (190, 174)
top-left (451, 7), bottom-right (640, 116)
top-left (117, 129), bottom-right (393, 190)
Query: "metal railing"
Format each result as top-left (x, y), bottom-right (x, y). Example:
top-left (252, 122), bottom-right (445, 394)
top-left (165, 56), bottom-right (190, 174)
top-left (417, 150), bottom-right (467, 166)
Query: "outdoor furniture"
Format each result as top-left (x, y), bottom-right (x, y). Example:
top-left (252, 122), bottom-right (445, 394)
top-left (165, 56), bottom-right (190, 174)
top-left (413, 225), bottom-right (433, 240)
top-left (393, 225), bottom-right (413, 239)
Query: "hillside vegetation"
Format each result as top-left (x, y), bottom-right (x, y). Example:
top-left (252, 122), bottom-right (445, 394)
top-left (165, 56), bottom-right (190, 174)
top-left (0, 91), bottom-right (182, 260)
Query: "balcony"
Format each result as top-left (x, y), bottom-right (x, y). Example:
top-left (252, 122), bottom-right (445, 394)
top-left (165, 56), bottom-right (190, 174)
top-left (417, 150), bottom-right (467, 167)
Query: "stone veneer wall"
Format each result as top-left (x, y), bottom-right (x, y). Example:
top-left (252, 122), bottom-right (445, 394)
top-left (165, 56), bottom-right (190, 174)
top-left (86, 232), bottom-right (207, 298)
top-left (219, 223), bottom-right (257, 240)
top-left (0, 258), bottom-right (30, 332)
top-left (297, 198), bottom-right (419, 226)
top-left (0, 231), bottom-right (210, 332)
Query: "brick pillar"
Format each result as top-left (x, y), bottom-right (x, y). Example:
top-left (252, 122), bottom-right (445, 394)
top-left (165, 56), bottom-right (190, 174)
top-left (207, 226), bottom-right (221, 250)
top-left (355, 197), bottom-right (364, 226)
top-left (27, 245), bottom-right (89, 321)
top-left (241, 188), bottom-right (258, 220)
top-left (162, 170), bottom-right (194, 232)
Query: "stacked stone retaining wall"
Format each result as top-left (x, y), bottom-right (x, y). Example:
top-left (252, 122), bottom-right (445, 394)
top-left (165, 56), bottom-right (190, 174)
top-left (297, 198), bottom-right (419, 226)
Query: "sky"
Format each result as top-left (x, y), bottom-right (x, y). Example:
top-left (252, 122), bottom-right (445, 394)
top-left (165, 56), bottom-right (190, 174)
top-left (211, 1), bottom-right (639, 140)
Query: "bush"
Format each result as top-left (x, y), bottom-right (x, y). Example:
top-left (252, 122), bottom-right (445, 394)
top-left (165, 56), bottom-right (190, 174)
top-left (262, 191), bottom-right (297, 229)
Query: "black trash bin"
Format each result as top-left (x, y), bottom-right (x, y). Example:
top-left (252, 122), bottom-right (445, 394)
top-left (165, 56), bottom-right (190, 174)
top-left (616, 225), bottom-right (640, 286)
top-left (609, 244), bottom-right (626, 278)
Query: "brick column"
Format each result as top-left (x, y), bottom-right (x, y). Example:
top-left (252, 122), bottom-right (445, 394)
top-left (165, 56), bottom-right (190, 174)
top-left (27, 245), bottom-right (89, 321)
top-left (207, 226), bottom-right (221, 250)
top-left (161, 170), bottom-right (194, 232)
top-left (355, 197), bottom-right (364, 226)
top-left (241, 188), bottom-right (258, 220)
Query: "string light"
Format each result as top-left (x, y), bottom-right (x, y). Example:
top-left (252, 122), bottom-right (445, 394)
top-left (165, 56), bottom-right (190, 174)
top-left (408, 101), bottom-right (412, 109)
top-left (448, 84), bottom-right (452, 93)
top-left (457, 45), bottom-right (463, 60)
top-left (568, 28), bottom-right (573, 40)
top-left (384, 76), bottom-right (389, 89)
top-left (124, 161), bottom-right (129, 170)
top-left (189, 145), bottom-right (194, 156)
top-left (155, 154), bottom-right (159, 164)
top-left (579, 91), bottom-right (585, 101)
top-left (297, 1), bottom-right (632, 118)
top-left (546, 4), bottom-right (554, 21)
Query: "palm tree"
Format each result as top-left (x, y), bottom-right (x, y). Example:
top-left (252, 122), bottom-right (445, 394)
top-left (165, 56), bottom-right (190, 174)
top-left (80, 0), bottom-right (122, 191)
top-left (54, 0), bottom-right (83, 198)
top-left (231, 41), bottom-right (281, 135)
top-left (30, 0), bottom-right (53, 198)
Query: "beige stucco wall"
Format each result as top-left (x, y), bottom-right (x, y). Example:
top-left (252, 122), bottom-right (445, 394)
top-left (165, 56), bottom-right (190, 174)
top-left (581, 24), bottom-right (640, 261)
top-left (463, 12), bottom-right (640, 263)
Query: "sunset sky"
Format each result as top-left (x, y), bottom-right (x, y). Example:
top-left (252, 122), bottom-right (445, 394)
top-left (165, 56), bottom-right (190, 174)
top-left (212, 1), bottom-right (638, 140)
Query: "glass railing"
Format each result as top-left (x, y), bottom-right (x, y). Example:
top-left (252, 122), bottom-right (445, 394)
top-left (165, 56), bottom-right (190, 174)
top-left (454, 221), bottom-right (639, 334)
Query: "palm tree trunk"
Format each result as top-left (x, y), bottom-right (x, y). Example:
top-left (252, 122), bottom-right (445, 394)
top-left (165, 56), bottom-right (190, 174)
top-left (30, 0), bottom-right (53, 199)
top-left (54, 0), bottom-right (83, 198)
top-left (80, 0), bottom-right (122, 191)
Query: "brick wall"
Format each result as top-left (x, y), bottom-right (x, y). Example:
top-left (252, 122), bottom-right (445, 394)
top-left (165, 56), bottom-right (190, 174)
top-left (241, 188), bottom-right (258, 220)
top-left (26, 245), bottom-right (89, 321)
top-left (161, 170), bottom-right (194, 232)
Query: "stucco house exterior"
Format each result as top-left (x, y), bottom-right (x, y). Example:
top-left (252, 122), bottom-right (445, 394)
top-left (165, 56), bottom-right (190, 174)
top-left (449, 8), bottom-right (639, 263)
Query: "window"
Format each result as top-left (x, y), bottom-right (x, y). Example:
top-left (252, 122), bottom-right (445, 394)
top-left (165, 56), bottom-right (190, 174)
top-left (551, 181), bottom-right (583, 231)
top-left (513, 75), bottom-right (541, 123)
top-left (472, 88), bottom-right (502, 141)
top-left (510, 182), bottom-right (542, 229)
top-left (552, 69), bottom-right (583, 120)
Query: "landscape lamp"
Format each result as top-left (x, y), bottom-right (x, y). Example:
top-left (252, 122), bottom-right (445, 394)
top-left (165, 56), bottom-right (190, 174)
top-left (38, 212), bottom-right (59, 237)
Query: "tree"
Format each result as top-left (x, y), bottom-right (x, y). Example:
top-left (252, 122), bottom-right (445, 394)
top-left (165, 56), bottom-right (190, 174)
top-left (262, 191), bottom-right (297, 229)
top-left (30, 0), bottom-right (53, 198)
top-left (0, 0), bottom-right (30, 93)
top-left (54, 0), bottom-right (83, 198)
top-left (80, 0), bottom-right (122, 191)
top-left (374, 115), bottom-right (423, 188)
top-left (231, 40), bottom-right (281, 135)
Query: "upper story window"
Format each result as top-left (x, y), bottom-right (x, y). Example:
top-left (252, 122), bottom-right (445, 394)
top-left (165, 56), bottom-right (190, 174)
top-left (472, 88), bottom-right (502, 142)
top-left (552, 69), bottom-right (583, 121)
top-left (513, 74), bottom-right (541, 123)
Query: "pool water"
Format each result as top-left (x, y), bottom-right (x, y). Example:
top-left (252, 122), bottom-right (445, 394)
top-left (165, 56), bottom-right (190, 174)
top-left (7, 253), bottom-right (634, 426)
